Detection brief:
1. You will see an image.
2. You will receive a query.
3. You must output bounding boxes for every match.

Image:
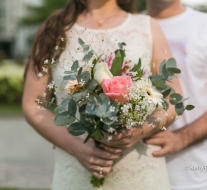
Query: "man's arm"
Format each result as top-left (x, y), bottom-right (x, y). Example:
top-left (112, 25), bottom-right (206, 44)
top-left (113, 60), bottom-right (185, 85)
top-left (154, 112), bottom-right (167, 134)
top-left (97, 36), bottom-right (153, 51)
top-left (145, 111), bottom-right (207, 156)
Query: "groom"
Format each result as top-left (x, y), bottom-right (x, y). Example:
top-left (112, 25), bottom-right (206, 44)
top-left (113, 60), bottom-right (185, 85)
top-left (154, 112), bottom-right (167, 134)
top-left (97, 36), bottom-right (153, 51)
top-left (145, 0), bottom-right (207, 190)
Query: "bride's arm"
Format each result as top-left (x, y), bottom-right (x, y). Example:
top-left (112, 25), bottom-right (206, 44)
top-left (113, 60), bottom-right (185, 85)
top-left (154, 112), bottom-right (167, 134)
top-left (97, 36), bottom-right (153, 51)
top-left (22, 27), bottom-right (122, 179)
top-left (98, 18), bottom-right (183, 150)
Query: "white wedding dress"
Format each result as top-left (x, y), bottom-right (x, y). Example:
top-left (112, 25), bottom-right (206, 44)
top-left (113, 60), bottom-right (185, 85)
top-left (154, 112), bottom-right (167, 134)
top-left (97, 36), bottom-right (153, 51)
top-left (52, 13), bottom-right (171, 190)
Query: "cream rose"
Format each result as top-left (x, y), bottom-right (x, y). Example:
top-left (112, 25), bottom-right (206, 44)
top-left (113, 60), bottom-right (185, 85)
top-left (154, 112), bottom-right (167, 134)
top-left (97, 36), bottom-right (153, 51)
top-left (93, 62), bottom-right (113, 85)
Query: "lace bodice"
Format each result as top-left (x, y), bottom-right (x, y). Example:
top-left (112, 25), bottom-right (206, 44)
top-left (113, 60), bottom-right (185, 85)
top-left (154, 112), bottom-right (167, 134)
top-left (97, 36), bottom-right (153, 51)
top-left (52, 14), bottom-right (170, 190)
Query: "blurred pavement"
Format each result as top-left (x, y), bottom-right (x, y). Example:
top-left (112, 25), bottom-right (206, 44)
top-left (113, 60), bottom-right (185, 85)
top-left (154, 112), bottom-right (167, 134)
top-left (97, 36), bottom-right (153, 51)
top-left (0, 117), bottom-right (55, 189)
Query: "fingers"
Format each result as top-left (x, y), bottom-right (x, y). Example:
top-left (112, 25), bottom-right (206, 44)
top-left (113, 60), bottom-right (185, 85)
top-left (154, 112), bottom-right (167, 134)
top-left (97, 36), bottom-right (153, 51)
top-left (152, 147), bottom-right (169, 157)
top-left (96, 149), bottom-right (122, 160)
top-left (100, 144), bottom-right (123, 155)
top-left (90, 158), bottom-right (113, 167)
top-left (144, 137), bottom-right (165, 146)
top-left (91, 166), bottom-right (113, 179)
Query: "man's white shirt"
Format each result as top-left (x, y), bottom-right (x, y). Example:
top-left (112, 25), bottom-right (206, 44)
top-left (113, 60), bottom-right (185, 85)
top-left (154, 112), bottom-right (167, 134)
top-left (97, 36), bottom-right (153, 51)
top-left (158, 7), bottom-right (207, 190)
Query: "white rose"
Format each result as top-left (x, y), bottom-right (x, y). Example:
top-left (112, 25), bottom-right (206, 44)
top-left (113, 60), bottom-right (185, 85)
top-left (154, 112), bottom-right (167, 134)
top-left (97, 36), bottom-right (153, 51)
top-left (93, 62), bottom-right (113, 85)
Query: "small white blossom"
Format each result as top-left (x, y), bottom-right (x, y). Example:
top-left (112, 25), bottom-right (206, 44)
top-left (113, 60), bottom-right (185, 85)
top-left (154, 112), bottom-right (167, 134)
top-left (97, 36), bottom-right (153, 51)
top-left (37, 73), bottom-right (43, 78)
top-left (42, 67), bottom-right (48, 73)
top-left (51, 59), bottom-right (55, 64)
top-left (37, 106), bottom-right (45, 111)
top-left (44, 59), bottom-right (49, 64)
top-left (148, 123), bottom-right (154, 128)
top-left (107, 135), bottom-right (113, 141)
top-left (155, 117), bottom-right (162, 122)
top-left (109, 106), bottom-right (115, 112)
top-left (108, 127), bottom-right (115, 133)
top-left (47, 80), bottom-right (55, 90)
top-left (43, 92), bottom-right (47, 97)
top-left (160, 126), bottom-right (167, 131)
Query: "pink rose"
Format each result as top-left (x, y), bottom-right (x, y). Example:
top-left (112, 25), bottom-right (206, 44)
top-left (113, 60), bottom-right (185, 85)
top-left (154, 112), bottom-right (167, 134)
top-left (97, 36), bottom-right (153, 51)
top-left (102, 76), bottom-right (132, 103)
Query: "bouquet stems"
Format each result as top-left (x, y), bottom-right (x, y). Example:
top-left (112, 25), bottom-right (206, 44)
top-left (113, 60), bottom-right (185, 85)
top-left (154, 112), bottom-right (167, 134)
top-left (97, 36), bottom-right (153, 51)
top-left (91, 176), bottom-right (105, 187)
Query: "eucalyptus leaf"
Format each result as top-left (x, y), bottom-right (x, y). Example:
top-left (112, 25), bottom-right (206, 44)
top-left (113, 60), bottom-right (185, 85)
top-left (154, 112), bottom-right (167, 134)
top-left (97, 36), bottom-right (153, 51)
top-left (159, 60), bottom-right (167, 76)
top-left (85, 79), bottom-right (98, 92)
top-left (71, 91), bottom-right (87, 102)
top-left (82, 44), bottom-right (90, 52)
top-left (151, 75), bottom-right (166, 89)
top-left (56, 98), bottom-right (70, 112)
top-left (110, 50), bottom-right (123, 76)
top-left (162, 99), bottom-right (169, 111)
top-left (64, 71), bottom-right (74, 74)
top-left (162, 88), bottom-right (171, 98)
top-left (71, 60), bottom-right (79, 72)
top-left (86, 104), bottom-right (97, 114)
top-left (77, 71), bottom-right (90, 84)
top-left (54, 112), bottom-right (75, 126)
top-left (82, 50), bottom-right (94, 62)
top-left (167, 68), bottom-right (181, 74)
top-left (68, 99), bottom-right (77, 116)
top-left (175, 102), bottom-right (185, 115)
top-left (77, 67), bottom-right (83, 76)
top-left (63, 75), bottom-right (76, 80)
top-left (78, 38), bottom-right (84, 46)
top-left (170, 93), bottom-right (183, 105)
top-left (166, 58), bottom-right (177, 69)
top-left (185, 105), bottom-right (195, 110)
top-left (68, 122), bottom-right (86, 136)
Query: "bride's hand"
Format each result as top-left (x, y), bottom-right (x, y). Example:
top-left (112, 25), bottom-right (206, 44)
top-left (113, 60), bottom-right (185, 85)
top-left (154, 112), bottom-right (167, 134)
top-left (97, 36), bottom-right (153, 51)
top-left (72, 138), bottom-right (122, 179)
top-left (97, 128), bottom-right (143, 151)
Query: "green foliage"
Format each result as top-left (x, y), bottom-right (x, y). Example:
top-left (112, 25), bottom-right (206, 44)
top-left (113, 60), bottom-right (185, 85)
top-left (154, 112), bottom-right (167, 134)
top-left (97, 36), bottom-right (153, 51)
top-left (20, 0), bottom-right (68, 26)
top-left (0, 60), bottom-right (25, 104)
top-left (110, 51), bottom-right (123, 76)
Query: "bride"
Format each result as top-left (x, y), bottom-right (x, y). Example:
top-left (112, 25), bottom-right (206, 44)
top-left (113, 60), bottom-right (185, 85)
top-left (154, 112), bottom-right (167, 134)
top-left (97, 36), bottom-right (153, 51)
top-left (22, 0), bottom-right (182, 189)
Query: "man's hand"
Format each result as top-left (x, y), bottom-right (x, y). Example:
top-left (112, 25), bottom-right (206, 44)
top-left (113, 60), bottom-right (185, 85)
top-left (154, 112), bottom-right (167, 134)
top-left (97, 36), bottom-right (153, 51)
top-left (144, 130), bottom-right (184, 157)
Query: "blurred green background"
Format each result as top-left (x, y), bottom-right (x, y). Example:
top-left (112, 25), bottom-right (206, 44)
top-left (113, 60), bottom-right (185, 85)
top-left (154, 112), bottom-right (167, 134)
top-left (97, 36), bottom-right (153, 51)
top-left (0, 0), bottom-right (206, 189)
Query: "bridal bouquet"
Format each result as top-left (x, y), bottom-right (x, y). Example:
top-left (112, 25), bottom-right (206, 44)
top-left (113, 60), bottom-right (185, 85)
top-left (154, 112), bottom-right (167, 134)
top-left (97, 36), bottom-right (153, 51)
top-left (36, 38), bottom-right (194, 187)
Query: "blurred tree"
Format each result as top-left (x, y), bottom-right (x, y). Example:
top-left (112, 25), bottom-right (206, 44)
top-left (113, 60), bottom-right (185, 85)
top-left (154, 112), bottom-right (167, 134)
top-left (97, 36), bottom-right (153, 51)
top-left (136, 0), bottom-right (146, 12)
top-left (20, 0), bottom-right (68, 26)
top-left (21, 0), bottom-right (146, 26)
top-left (194, 5), bottom-right (207, 13)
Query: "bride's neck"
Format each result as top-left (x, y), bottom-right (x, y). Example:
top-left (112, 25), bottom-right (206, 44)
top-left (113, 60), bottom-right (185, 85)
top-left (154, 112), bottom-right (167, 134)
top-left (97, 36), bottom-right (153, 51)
top-left (86, 0), bottom-right (122, 18)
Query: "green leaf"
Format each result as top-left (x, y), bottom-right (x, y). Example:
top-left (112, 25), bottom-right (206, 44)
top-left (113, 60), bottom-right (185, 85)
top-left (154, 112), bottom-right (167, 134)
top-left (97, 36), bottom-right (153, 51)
top-left (56, 98), bottom-right (70, 112)
top-left (78, 38), bottom-right (84, 46)
top-left (162, 88), bottom-right (171, 98)
top-left (175, 102), bottom-right (185, 115)
top-left (68, 122), bottom-right (86, 136)
top-left (151, 75), bottom-right (166, 89)
top-left (77, 67), bottom-right (83, 76)
top-left (185, 105), bottom-right (195, 110)
top-left (110, 50), bottom-right (123, 76)
top-left (86, 104), bottom-right (97, 114)
top-left (170, 93), bottom-right (183, 105)
top-left (92, 124), bottom-right (104, 140)
top-left (82, 44), bottom-right (90, 52)
top-left (77, 71), bottom-right (90, 84)
top-left (54, 112), bottom-right (75, 126)
top-left (162, 99), bottom-right (169, 111)
top-left (71, 60), bottom-right (79, 72)
top-left (167, 68), bottom-right (181, 74)
top-left (64, 71), bottom-right (74, 74)
top-left (159, 60), bottom-right (167, 76)
top-left (82, 50), bottom-right (94, 62)
top-left (63, 75), bottom-right (76, 80)
top-left (68, 99), bottom-right (77, 116)
top-left (85, 79), bottom-right (98, 92)
top-left (118, 42), bottom-right (126, 49)
top-left (132, 58), bottom-right (142, 72)
top-left (166, 58), bottom-right (177, 69)
top-left (71, 91), bottom-right (87, 102)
